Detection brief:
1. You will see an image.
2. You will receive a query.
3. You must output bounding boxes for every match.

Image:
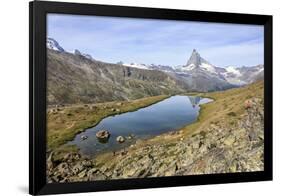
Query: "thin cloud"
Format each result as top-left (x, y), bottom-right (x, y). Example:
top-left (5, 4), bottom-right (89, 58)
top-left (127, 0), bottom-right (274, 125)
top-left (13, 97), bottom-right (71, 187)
top-left (47, 14), bottom-right (264, 67)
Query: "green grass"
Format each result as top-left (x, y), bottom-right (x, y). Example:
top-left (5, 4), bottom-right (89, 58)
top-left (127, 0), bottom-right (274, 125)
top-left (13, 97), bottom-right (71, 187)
top-left (94, 81), bottom-right (264, 166)
top-left (47, 95), bottom-right (170, 151)
top-left (133, 80), bottom-right (264, 145)
top-left (180, 80), bottom-right (264, 137)
top-left (47, 80), bottom-right (264, 158)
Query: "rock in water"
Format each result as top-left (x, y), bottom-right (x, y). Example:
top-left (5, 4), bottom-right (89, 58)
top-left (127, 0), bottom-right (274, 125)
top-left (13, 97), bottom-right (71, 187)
top-left (81, 135), bottom-right (88, 140)
top-left (96, 130), bottom-right (110, 143)
top-left (116, 136), bottom-right (125, 143)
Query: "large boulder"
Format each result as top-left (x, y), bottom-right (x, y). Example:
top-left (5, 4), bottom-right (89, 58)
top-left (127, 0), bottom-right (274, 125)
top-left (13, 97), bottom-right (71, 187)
top-left (96, 130), bottom-right (110, 143)
top-left (116, 136), bottom-right (125, 143)
top-left (244, 99), bottom-right (253, 109)
top-left (81, 135), bottom-right (88, 140)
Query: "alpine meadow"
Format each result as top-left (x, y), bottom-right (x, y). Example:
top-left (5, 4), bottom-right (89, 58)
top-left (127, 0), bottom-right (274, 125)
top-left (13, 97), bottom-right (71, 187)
top-left (46, 14), bottom-right (264, 183)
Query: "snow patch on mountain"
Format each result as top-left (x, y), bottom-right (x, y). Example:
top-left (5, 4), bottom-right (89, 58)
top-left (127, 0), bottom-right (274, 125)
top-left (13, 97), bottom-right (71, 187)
top-left (225, 66), bottom-right (242, 76)
top-left (180, 64), bottom-right (196, 71)
top-left (200, 63), bottom-right (217, 73)
top-left (258, 67), bottom-right (264, 72)
top-left (176, 49), bottom-right (218, 75)
top-left (175, 49), bottom-right (264, 86)
top-left (47, 38), bottom-right (64, 52)
top-left (122, 63), bottom-right (152, 70)
top-left (46, 39), bottom-right (263, 87)
top-left (47, 38), bottom-right (94, 61)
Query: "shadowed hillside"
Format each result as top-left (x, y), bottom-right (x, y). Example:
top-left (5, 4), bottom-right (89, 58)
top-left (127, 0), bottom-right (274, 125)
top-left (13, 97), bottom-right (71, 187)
top-left (47, 49), bottom-right (189, 105)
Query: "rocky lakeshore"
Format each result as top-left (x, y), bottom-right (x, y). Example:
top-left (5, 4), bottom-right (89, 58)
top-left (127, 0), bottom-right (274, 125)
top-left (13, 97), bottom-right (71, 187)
top-left (47, 97), bottom-right (264, 183)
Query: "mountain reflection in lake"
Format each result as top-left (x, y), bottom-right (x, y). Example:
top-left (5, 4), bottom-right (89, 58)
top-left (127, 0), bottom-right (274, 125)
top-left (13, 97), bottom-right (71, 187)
top-left (67, 95), bottom-right (213, 157)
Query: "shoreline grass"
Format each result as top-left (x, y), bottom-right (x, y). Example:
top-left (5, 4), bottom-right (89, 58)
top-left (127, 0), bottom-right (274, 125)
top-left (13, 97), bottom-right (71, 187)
top-left (116, 81), bottom-right (263, 147)
top-left (47, 95), bottom-right (171, 151)
top-left (148, 80), bottom-right (264, 143)
top-left (48, 80), bottom-right (264, 160)
top-left (92, 81), bottom-right (264, 165)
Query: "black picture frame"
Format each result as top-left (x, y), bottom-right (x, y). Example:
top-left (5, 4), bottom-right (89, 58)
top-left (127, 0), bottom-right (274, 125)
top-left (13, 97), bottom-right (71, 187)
top-left (29, 1), bottom-right (273, 195)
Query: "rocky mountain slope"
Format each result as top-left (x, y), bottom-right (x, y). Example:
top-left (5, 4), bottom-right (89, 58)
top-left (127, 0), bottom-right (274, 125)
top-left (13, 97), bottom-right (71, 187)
top-left (120, 49), bottom-right (263, 87)
top-left (46, 81), bottom-right (264, 182)
top-left (173, 49), bottom-right (263, 89)
top-left (47, 38), bottom-right (264, 104)
top-left (164, 49), bottom-right (234, 92)
top-left (47, 49), bottom-right (188, 105)
top-left (222, 64), bottom-right (264, 85)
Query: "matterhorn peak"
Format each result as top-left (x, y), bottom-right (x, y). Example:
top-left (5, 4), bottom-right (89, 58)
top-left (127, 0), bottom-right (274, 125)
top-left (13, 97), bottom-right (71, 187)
top-left (176, 49), bottom-right (217, 74)
top-left (186, 49), bottom-right (209, 67)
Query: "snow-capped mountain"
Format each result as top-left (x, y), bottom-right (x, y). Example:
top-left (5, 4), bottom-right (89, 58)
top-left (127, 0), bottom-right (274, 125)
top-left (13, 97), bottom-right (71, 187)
top-left (47, 38), bottom-right (94, 61)
top-left (120, 62), bottom-right (175, 72)
top-left (176, 49), bottom-right (223, 76)
top-left (149, 64), bottom-right (175, 72)
top-left (47, 38), bottom-right (65, 52)
top-left (46, 38), bottom-right (263, 92)
top-left (222, 64), bottom-right (264, 85)
top-left (172, 49), bottom-right (234, 91)
top-left (222, 66), bottom-right (245, 85)
top-left (179, 49), bottom-right (214, 72)
top-left (174, 49), bottom-right (263, 86)
top-left (118, 49), bottom-right (263, 90)
top-left (122, 62), bottom-right (152, 70)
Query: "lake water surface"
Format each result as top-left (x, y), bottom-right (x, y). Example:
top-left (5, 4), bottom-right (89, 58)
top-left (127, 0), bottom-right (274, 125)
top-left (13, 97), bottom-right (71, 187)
top-left (67, 95), bottom-right (213, 157)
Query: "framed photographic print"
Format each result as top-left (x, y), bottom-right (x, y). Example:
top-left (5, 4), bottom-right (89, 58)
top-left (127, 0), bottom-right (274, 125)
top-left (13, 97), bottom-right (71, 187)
top-left (29, 1), bottom-right (273, 195)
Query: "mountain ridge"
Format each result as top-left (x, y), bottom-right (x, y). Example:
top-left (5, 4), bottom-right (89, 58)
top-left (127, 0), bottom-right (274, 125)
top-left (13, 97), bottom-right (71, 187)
top-left (46, 38), bottom-right (264, 104)
top-left (47, 37), bottom-right (263, 87)
top-left (47, 49), bottom-right (189, 105)
top-left (118, 49), bottom-right (263, 86)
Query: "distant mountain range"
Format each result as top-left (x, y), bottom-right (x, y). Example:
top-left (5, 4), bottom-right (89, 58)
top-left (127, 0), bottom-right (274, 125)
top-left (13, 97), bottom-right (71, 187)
top-left (120, 49), bottom-right (264, 87)
top-left (46, 38), bottom-right (264, 104)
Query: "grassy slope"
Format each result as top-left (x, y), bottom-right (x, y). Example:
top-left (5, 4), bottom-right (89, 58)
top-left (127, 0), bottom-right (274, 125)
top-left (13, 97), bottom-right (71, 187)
top-left (48, 80), bottom-right (263, 155)
top-left (184, 80), bottom-right (264, 136)
top-left (93, 80), bottom-right (264, 165)
top-left (93, 81), bottom-right (264, 171)
top-left (139, 80), bottom-right (264, 145)
top-left (47, 95), bottom-right (170, 150)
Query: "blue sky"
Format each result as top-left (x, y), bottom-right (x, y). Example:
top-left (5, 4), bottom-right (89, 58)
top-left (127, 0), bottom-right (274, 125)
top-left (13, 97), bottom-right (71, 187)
top-left (47, 14), bottom-right (264, 67)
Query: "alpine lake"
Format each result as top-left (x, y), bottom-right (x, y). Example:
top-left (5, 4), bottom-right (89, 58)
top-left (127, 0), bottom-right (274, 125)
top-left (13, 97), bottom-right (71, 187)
top-left (67, 95), bottom-right (213, 157)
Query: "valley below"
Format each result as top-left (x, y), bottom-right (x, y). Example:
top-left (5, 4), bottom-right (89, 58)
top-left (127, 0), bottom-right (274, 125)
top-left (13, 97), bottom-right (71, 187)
top-left (47, 80), bottom-right (264, 183)
top-left (46, 39), bottom-right (264, 183)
